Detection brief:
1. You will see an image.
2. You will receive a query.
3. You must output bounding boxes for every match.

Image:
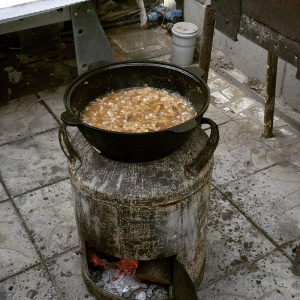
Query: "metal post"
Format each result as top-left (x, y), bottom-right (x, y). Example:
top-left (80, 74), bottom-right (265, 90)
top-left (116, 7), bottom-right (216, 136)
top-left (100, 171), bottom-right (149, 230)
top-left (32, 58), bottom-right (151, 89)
top-left (292, 245), bottom-right (300, 276)
top-left (199, 5), bottom-right (215, 83)
top-left (262, 51), bottom-right (278, 138)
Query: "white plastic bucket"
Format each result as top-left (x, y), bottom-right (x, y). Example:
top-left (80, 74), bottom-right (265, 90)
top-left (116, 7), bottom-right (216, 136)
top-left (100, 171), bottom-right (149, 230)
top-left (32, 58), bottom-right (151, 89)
top-left (171, 22), bottom-right (198, 66)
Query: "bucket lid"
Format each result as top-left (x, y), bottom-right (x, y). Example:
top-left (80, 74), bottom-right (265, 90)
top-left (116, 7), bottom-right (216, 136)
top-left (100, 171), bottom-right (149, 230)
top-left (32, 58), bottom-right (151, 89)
top-left (172, 22), bottom-right (198, 36)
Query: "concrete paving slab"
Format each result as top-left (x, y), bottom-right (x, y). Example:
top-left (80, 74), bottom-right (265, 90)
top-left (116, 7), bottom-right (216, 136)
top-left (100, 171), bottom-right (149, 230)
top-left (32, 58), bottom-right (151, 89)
top-left (212, 138), bottom-right (283, 185)
top-left (227, 96), bottom-right (256, 115)
top-left (13, 180), bottom-right (78, 259)
top-left (46, 249), bottom-right (95, 300)
top-left (38, 85), bottom-right (68, 121)
top-left (201, 189), bottom-right (275, 286)
top-left (0, 264), bottom-right (59, 299)
top-left (205, 104), bottom-right (231, 126)
top-left (208, 78), bottom-right (228, 93)
top-left (0, 184), bottom-right (7, 202)
top-left (216, 119), bottom-right (262, 151)
top-left (198, 251), bottom-right (300, 299)
top-left (0, 129), bottom-right (68, 196)
top-left (260, 125), bottom-right (300, 168)
top-left (248, 106), bottom-right (281, 125)
top-left (0, 94), bottom-right (58, 146)
top-left (108, 26), bottom-right (172, 60)
top-left (220, 163), bottom-right (300, 245)
top-left (0, 200), bottom-right (40, 281)
top-left (211, 91), bottom-right (231, 106)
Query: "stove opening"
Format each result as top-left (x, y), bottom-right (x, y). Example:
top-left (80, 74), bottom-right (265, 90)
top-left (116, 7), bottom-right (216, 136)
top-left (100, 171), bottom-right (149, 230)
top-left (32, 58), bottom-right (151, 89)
top-left (86, 242), bottom-right (174, 299)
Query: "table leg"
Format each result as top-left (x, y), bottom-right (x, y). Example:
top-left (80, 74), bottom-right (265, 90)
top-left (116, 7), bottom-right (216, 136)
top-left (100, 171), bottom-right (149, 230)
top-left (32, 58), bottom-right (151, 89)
top-left (199, 5), bottom-right (215, 83)
top-left (71, 0), bottom-right (115, 75)
top-left (262, 51), bottom-right (278, 138)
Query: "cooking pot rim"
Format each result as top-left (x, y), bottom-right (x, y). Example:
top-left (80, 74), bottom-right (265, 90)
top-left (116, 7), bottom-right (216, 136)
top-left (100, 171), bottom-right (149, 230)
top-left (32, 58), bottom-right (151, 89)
top-left (63, 60), bottom-right (210, 136)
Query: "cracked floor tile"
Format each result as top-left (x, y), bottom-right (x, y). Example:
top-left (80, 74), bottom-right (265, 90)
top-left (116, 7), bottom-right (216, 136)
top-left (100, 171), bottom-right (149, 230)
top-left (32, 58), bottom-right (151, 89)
top-left (0, 94), bottom-right (58, 146)
top-left (46, 250), bottom-right (95, 300)
top-left (0, 201), bottom-right (40, 281)
top-left (198, 251), bottom-right (299, 300)
top-left (0, 264), bottom-right (59, 299)
top-left (201, 189), bottom-right (274, 287)
top-left (38, 85), bottom-right (68, 121)
top-left (13, 180), bottom-right (78, 259)
top-left (220, 163), bottom-right (300, 244)
top-left (0, 129), bottom-right (68, 196)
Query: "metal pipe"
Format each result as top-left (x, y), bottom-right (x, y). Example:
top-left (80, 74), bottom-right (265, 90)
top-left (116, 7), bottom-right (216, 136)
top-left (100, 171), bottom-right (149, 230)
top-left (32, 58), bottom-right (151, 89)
top-left (199, 5), bottom-right (215, 83)
top-left (102, 18), bottom-right (141, 30)
top-left (262, 51), bottom-right (278, 138)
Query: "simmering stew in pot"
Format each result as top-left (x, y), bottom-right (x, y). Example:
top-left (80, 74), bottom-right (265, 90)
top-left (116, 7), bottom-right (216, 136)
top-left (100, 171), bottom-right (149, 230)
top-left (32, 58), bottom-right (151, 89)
top-left (81, 87), bottom-right (197, 133)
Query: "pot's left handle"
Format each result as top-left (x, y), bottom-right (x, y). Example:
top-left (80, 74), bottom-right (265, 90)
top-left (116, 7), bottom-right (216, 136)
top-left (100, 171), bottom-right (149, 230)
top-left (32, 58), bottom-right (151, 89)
top-left (58, 123), bottom-right (81, 166)
top-left (185, 118), bottom-right (219, 177)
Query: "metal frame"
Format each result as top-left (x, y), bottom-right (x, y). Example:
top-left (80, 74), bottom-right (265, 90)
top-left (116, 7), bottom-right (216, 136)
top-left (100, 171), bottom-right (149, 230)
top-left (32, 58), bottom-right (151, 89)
top-left (70, 1), bottom-right (115, 75)
top-left (0, 0), bottom-right (115, 75)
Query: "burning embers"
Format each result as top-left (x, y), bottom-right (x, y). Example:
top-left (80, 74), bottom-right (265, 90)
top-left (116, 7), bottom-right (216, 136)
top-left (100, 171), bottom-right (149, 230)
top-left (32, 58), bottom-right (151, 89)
top-left (87, 244), bottom-right (173, 299)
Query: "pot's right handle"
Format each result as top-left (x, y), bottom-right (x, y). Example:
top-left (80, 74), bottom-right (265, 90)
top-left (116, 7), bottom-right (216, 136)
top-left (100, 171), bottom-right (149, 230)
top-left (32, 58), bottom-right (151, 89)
top-left (58, 124), bottom-right (81, 166)
top-left (185, 117), bottom-right (219, 177)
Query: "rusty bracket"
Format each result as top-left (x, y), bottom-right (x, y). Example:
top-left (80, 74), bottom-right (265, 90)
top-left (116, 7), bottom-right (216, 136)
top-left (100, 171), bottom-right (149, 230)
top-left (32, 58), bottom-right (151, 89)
top-left (211, 0), bottom-right (241, 41)
top-left (71, 1), bottom-right (115, 75)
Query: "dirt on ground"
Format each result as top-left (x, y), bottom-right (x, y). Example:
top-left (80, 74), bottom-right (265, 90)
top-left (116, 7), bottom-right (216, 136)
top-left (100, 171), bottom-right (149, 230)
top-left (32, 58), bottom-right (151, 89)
top-left (0, 26), bottom-right (78, 103)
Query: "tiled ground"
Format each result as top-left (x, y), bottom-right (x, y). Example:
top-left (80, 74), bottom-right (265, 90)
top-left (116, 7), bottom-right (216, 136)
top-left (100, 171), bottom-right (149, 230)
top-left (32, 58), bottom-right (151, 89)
top-left (1, 24), bottom-right (300, 299)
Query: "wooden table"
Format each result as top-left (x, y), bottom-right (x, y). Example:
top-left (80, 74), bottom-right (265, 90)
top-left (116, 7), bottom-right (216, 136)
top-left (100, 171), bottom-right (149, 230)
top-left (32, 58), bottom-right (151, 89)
top-left (199, 0), bottom-right (300, 137)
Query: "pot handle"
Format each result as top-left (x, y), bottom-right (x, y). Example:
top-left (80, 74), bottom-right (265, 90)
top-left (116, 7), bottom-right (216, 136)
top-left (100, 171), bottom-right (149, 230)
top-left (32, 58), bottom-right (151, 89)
top-left (185, 117), bottom-right (219, 177)
top-left (61, 111), bottom-right (82, 126)
top-left (170, 118), bottom-right (198, 133)
top-left (58, 123), bottom-right (81, 165)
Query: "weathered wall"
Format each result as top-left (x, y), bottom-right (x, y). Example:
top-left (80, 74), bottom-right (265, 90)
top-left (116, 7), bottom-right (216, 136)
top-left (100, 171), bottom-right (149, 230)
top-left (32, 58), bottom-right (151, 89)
top-left (184, 0), bottom-right (300, 112)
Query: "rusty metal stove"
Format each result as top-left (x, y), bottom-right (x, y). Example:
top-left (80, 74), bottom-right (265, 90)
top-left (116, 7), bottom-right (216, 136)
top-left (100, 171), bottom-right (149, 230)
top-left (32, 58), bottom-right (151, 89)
top-left (59, 119), bottom-right (219, 299)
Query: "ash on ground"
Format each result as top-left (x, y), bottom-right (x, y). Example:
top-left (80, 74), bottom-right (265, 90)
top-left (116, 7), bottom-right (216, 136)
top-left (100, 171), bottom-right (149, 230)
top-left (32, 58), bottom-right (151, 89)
top-left (90, 267), bottom-right (173, 299)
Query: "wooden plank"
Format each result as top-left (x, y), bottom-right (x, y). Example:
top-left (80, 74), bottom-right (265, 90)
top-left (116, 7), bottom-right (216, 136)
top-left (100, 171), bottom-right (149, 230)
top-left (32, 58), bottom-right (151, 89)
top-left (211, 0), bottom-right (241, 41)
top-left (239, 14), bottom-right (300, 68)
top-left (242, 0), bottom-right (300, 43)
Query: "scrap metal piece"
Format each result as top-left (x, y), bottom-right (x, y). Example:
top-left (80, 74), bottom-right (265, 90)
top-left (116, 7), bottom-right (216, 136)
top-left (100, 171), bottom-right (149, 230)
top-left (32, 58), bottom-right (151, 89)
top-left (173, 259), bottom-right (198, 300)
top-left (292, 245), bottom-right (300, 276)
top-left (71, 1), bottom-right (115, 75)
top-left (211, 0), bottom-right (241, 41)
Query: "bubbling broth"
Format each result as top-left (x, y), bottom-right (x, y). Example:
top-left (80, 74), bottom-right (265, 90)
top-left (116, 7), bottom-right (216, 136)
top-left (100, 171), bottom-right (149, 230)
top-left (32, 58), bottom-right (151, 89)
top-left (81, 87), bottom-right (197, 133)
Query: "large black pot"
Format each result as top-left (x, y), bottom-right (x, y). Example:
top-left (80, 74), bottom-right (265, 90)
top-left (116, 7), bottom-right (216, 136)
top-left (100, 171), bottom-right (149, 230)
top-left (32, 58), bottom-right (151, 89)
top-left (61, 61), bottom-right (210, 162)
